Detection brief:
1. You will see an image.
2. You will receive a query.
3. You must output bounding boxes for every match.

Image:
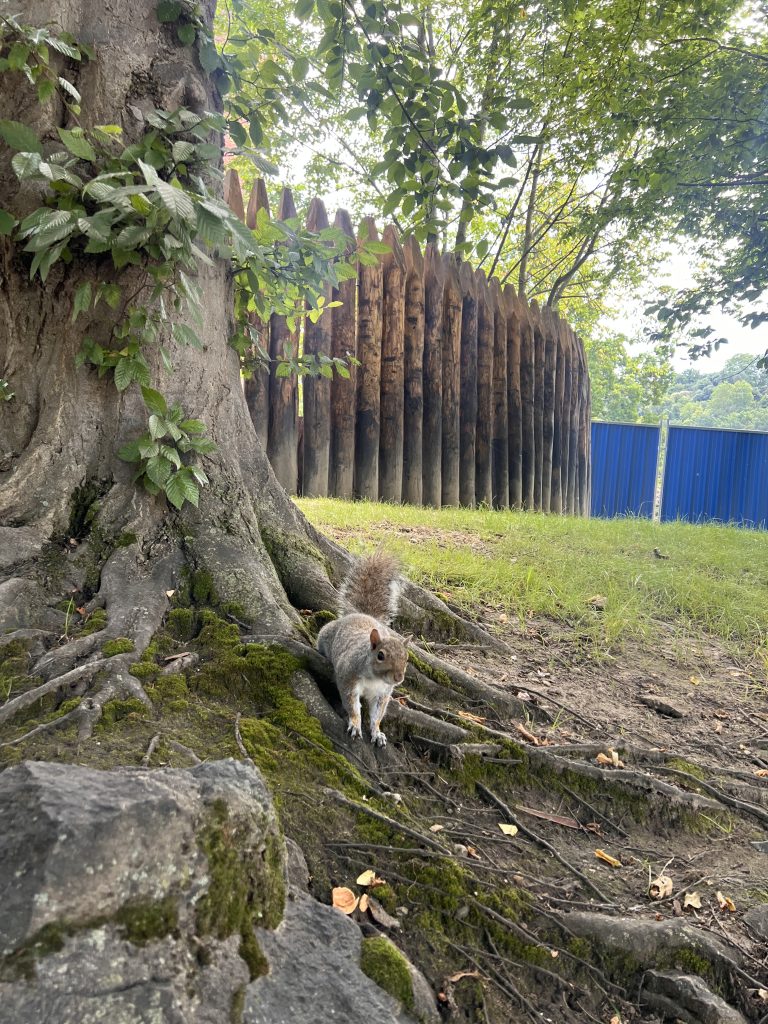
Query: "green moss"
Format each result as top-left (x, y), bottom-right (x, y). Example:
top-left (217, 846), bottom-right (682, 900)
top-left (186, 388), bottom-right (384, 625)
top-left (191, 570), bottom-right (217, 605)
top-left (102, 637), bottom-right (135, 657)
top-left (230, 985), bottom-right (247, 1024)
top-left (360, 937), bottom-right (414, 1010)
top-left (114, 897), bottom-right (179, 945)
top-left (303, 610), bottom-right (336, 638)
top-left (147, 673), bottom-right (189, 711)
top-left (98, 698), bottom-right (148, 729)
top-left (0, 922), bottom-right (69, 981)
top-left (407, 651), bottom-right (453, 688)
top-left (67, 479), bottom-right (106, 540)
top-left (372, 884), bottom-right (398, 914)
top-left (57, 697), bottom-right (82, 715)
top-left (668, 758), bottom-right (706, 781)
top-left (79, 608), bottom-right (107, 636)
top-left (116, 532), bottom-right (138, 548)
top-left (129, 661), bottom-right (160, 680)
top-left (166, 607), bottom-right (198, 642)
top-left (195, 799), bottom-right (285, 979)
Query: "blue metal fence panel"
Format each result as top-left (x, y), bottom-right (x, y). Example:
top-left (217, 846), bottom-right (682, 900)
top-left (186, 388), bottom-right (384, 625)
top-left (661, 425), bottom-right (768, 528)
top-left (590, 421), bottom-right (660, 518)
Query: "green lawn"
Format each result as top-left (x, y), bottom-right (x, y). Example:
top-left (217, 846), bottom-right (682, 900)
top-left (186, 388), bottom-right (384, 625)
top-left (298, 499), bottom-right (768, 664)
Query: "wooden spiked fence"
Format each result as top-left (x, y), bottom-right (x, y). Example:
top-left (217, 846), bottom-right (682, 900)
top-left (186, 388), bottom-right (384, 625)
top-left (226, 170), bottom-right (591, 513)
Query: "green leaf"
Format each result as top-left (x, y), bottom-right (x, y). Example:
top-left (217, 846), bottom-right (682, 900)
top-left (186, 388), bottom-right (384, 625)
top-left (0, 120), bottom-right (43, 154)
top-left (141, 385), bottom-right (168, 416)
top-left (165, 469), bottom-right (199, 509)
top-left (0, 209), bottom-right (16, 236)
top-left (11, 151), bottom-right (42, 179)
top-left (118, 439), bottom-right (142, 462)
top-left (172, 323), bottom-right (203, 348)
top-left (57, 77), bottom-right (81, 104)
top-left (71, 282), bottom-right (92, 322)
top-left (146, 455), bottom-right (173, 487)
top-left (177, 22), bottom-right (196, 45)
top-left (156, 0), bottom-right (183, 21)
top-left (172, 140), bottom-right (195, 163)
top-left (56, 127), bottom-right (96, 161)
top-left (293, 56), bottom-right (310, 81)
top-left (179, 418), bottom-right (206, 433)
top-left (156, 180), bottom-right (196, 223)
top-left (114, 358), bottom-right (136, 392)
top-left (295, 0), bottom-right (315, 17)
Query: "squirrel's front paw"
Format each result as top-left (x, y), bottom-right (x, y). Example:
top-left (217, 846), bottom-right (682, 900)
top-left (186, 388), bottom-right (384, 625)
top-left (347, 721), bottom-right (362, 740)
top-left (371, 730), bottom-right (387, 747)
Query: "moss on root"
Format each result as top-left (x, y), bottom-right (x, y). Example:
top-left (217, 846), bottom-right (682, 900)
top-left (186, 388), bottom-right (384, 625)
top-left (98, 698), bottom-right (148, 730)
top-left (195, 799), bottom-right (284, 979)
top-left (79, 608), bottom-right (107, 636)
top-left (102, 637), bottom-right (135, 657)
top-left (360, 937), bottom-right (414, 1010)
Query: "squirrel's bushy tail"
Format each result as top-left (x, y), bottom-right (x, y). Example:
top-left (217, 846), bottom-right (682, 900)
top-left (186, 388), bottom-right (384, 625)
top-left (338, 550), bottom-right (401, 624)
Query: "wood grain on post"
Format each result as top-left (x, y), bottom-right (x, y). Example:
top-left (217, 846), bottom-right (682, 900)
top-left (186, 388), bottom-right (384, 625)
top-left (504, 284), bottom-right (523, 510)
top-left (474, 269), bottom-right (494, 507)
top-left (518, 293), bottom-right (536, 509)
top-left (560, 322), bottom-right (573, 514)
top-left (550, 313), bottom-right (565, 514)
top-left (329, 209), bottom-right (357, 499)
top-left (422, 243), bottom-right (445, 507)
top-left (302, 197), bottom-right (332, 497)
top-left (458, 262), bottom-right (478, 507)
top-left (379, 225), bottom-right (406, 502)
top-left (240, 178), bottom-right (270, 450)
top-left (541, 306), bottom-right (556, 513)
top-left (530, 299), bottom-right (546, 509)
top-left (402, 236), bottom-right (425, 506)
top-left (441, 255), bottom-right (463, 507)
top-left (490, 278), bottom-right (509, 510)
top-left (267, 187), bottom-right (299, 493)
top-left (567, 325), bottom-right (580, 516)
top-left (354, 217), bottom-right (384, 500)
top-left (223, 167), bottom-right (245, 222)
top-left (578, 342), bottom-right (590, 516)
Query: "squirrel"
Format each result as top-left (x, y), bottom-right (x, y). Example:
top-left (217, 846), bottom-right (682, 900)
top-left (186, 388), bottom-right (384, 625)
top-left (317, 551), bottom-right (409, 747)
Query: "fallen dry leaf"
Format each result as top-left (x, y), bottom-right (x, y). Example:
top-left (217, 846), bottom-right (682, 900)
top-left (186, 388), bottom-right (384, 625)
top-left (716, 891), bottom-right (736, 913)
top-left (358, 893), bottom-right (369, 913)
top-left (713, 710), bottom-right (729, 719)
top-left (332, 887), bottom-right (359, 915)
top-left (516, 722), bottom-right (541, 745)
top-left (757, 989), bottom-right (768, 1003)
top-left (366, 896), bottom-right (401, 930)
top-left (587, 594), bottom-right (607, 610)
top-left (610, 1016), bottom-right (622, 1024)
top-left (447, 970), bottom-right (482, 983)
top-left (466, 845), bottom-right (481, 860)
top-left (594, 849), bottom-right (622, 868)
top-left (498, 823), bottom-right (519, 836)
top-left (683, 892), bottom-right (702, 910)
top-left (163, 651), bottom-right (192, 663)
top-left (515, 690), bottom-right (532, 701)
top-left (713, 723), bottom-right (723, 734)
top-left (596, 750), bottom-right (625, 768)
top-left (755, 769), bottom-right (768, 778)
top-left (356, 869), bottom-right (377, 886)
top-left (649, 874), bottom-right (674, 900)
top-left (515, 805), bottom-right (580, 830)
top-left (458, 710), bottom-right (487, 725)
top-left (550, 950), bottom-right (559, 958)
top-left (165, 589), bottom-right (176, 598)
top-left (429, 823), bottom-right (445, 833)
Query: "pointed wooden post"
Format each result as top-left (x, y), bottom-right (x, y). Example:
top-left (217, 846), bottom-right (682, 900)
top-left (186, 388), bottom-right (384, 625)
top-left (267, 187), bottom-right (299, 493)
top-left (302, 197), bottom-right (332, 497)
top-left (550, 312), bottom-right (565, 514)
top-left (379, 225), bottom-right (406, 502)
top-left (329, 209), bottom-right (357, 499)
top-left (490, 278), bottom-right (509, 510)
top-left (458, 262), bottom-right (478, 507)
top-left (422, 243), bottom-right (444, 507)
top-left (518, 293), bottom-right (536, 509)
top-left (578, 338), bottom-right (590, 516)
top-left (530, 299), bottom-right (546, 509)
top-left (354, 217), bottom-right (384, 500)
top-left (241, 178), bottom-right (270, 450)
top-left (402, 236), bottom-right (425, 506)
top-left (223, 168), bottom-right (245, 222)
top-left (441, 255), bottom-right (462, 507)
top-left (474, 269), bottom-right (494, 507)
top-left (541, 306), bottom-right (556, 513)
top-left (504, 284), bottom-right (523, 510)
top-left (559, 320), bottom-right (573, 514)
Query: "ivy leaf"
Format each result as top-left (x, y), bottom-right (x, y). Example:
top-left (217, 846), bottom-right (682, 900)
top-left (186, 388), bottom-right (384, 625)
top-left (141, 385), bottom-right (168, 416)
top-left (56, 127), bottom-right (96, 161)
top-left (71, 281), bottom-right (92, 322)
top-left (0, 120), bottom-right (43, 154)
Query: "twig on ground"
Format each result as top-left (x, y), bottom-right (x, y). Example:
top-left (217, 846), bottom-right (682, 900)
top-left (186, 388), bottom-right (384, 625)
top-left (141, 733), bottom-right (161, 767)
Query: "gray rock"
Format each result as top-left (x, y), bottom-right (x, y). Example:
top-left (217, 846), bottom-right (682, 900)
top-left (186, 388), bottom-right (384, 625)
top-left (0, 759), bottom-right (281, 1024)
top-left (642, 971), bottom-right (747, 1024)
top-left (0, 579), bottom-right (65, 633)
top-left (245, 892), bottom-right (419, 1024)
top-left (743, 904), bottom-right (768, 941)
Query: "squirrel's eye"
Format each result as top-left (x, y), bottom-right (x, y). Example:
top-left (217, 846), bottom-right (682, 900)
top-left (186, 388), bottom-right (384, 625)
top-left (376, 651), bottom-right (385, 661)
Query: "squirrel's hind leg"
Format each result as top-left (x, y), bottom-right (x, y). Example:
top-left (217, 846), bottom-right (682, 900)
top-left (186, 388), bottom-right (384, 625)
top-left (340, 684), bottom-right (363, 740)
top-left (369, 692), bottom-right (391, 747)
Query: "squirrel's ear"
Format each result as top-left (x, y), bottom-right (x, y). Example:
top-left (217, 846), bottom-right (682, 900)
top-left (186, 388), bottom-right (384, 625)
top-left (370, 628), bottom-right (381, 648)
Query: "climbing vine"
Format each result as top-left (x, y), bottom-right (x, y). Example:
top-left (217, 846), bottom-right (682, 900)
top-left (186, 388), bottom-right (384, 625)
top-left (0, 12), bottom-right (379, 507)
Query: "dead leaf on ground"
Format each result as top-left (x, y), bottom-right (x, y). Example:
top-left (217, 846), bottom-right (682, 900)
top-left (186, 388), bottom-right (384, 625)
top-left (429, 823), bottom-right (445, 833)
top-left (163, 651), bottom-right (192, 662)
top-left (515, 690), bottom-right (532, 701)
top-left (356, 869), bottom-right (377, 886)
top-left (587, 594), bottom-right (607, 610)
top-left (466, 845), bottom-right (481, 860)
top-left (515, 805), bottom-right (580, 830)
top-left (596, 749), bottom-right (625, 768)
top-left (683, 892), bottom-right (702, 910)
top-left (498, 823), bottom-right (519, 836)
top-left (458, 710), bottom-right (487, 725)
top-left (649, 874), bottom-right (674, 900)
top-left (516, 722), bottom-right (541, 745)
top-left (332, 887), bottom-right (359, 915)
top-left (165, 589), bottom-right (176, 598)
top-left (447, 970), bottom-right (482, 983)
top-left (756, 989), bottom-right (768, 1003)
top-left (610, 1015), bottom-right (622, 1024)
top-left (716, 891), bottom-right (736, 912)
top-left (714, 723), bottom-right (723, 734)
top-left (367, 896), bottom-right (401, 930)
top-left (595, 849), bottom-right (622, 868)
top-left (755, 769), bottom-right (768, 778)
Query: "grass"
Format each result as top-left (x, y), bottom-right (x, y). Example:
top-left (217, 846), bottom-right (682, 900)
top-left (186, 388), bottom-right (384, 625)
top-left (298, 499), bottom-right (768, 663)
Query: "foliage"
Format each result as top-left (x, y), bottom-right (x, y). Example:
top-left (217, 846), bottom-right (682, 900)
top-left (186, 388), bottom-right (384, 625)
top-left (661, 356), bottom-right (768, 430)
top-left (585, 329), bottom-right (674, 424)
top-left (0, 12), bottom-right (376, 508)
